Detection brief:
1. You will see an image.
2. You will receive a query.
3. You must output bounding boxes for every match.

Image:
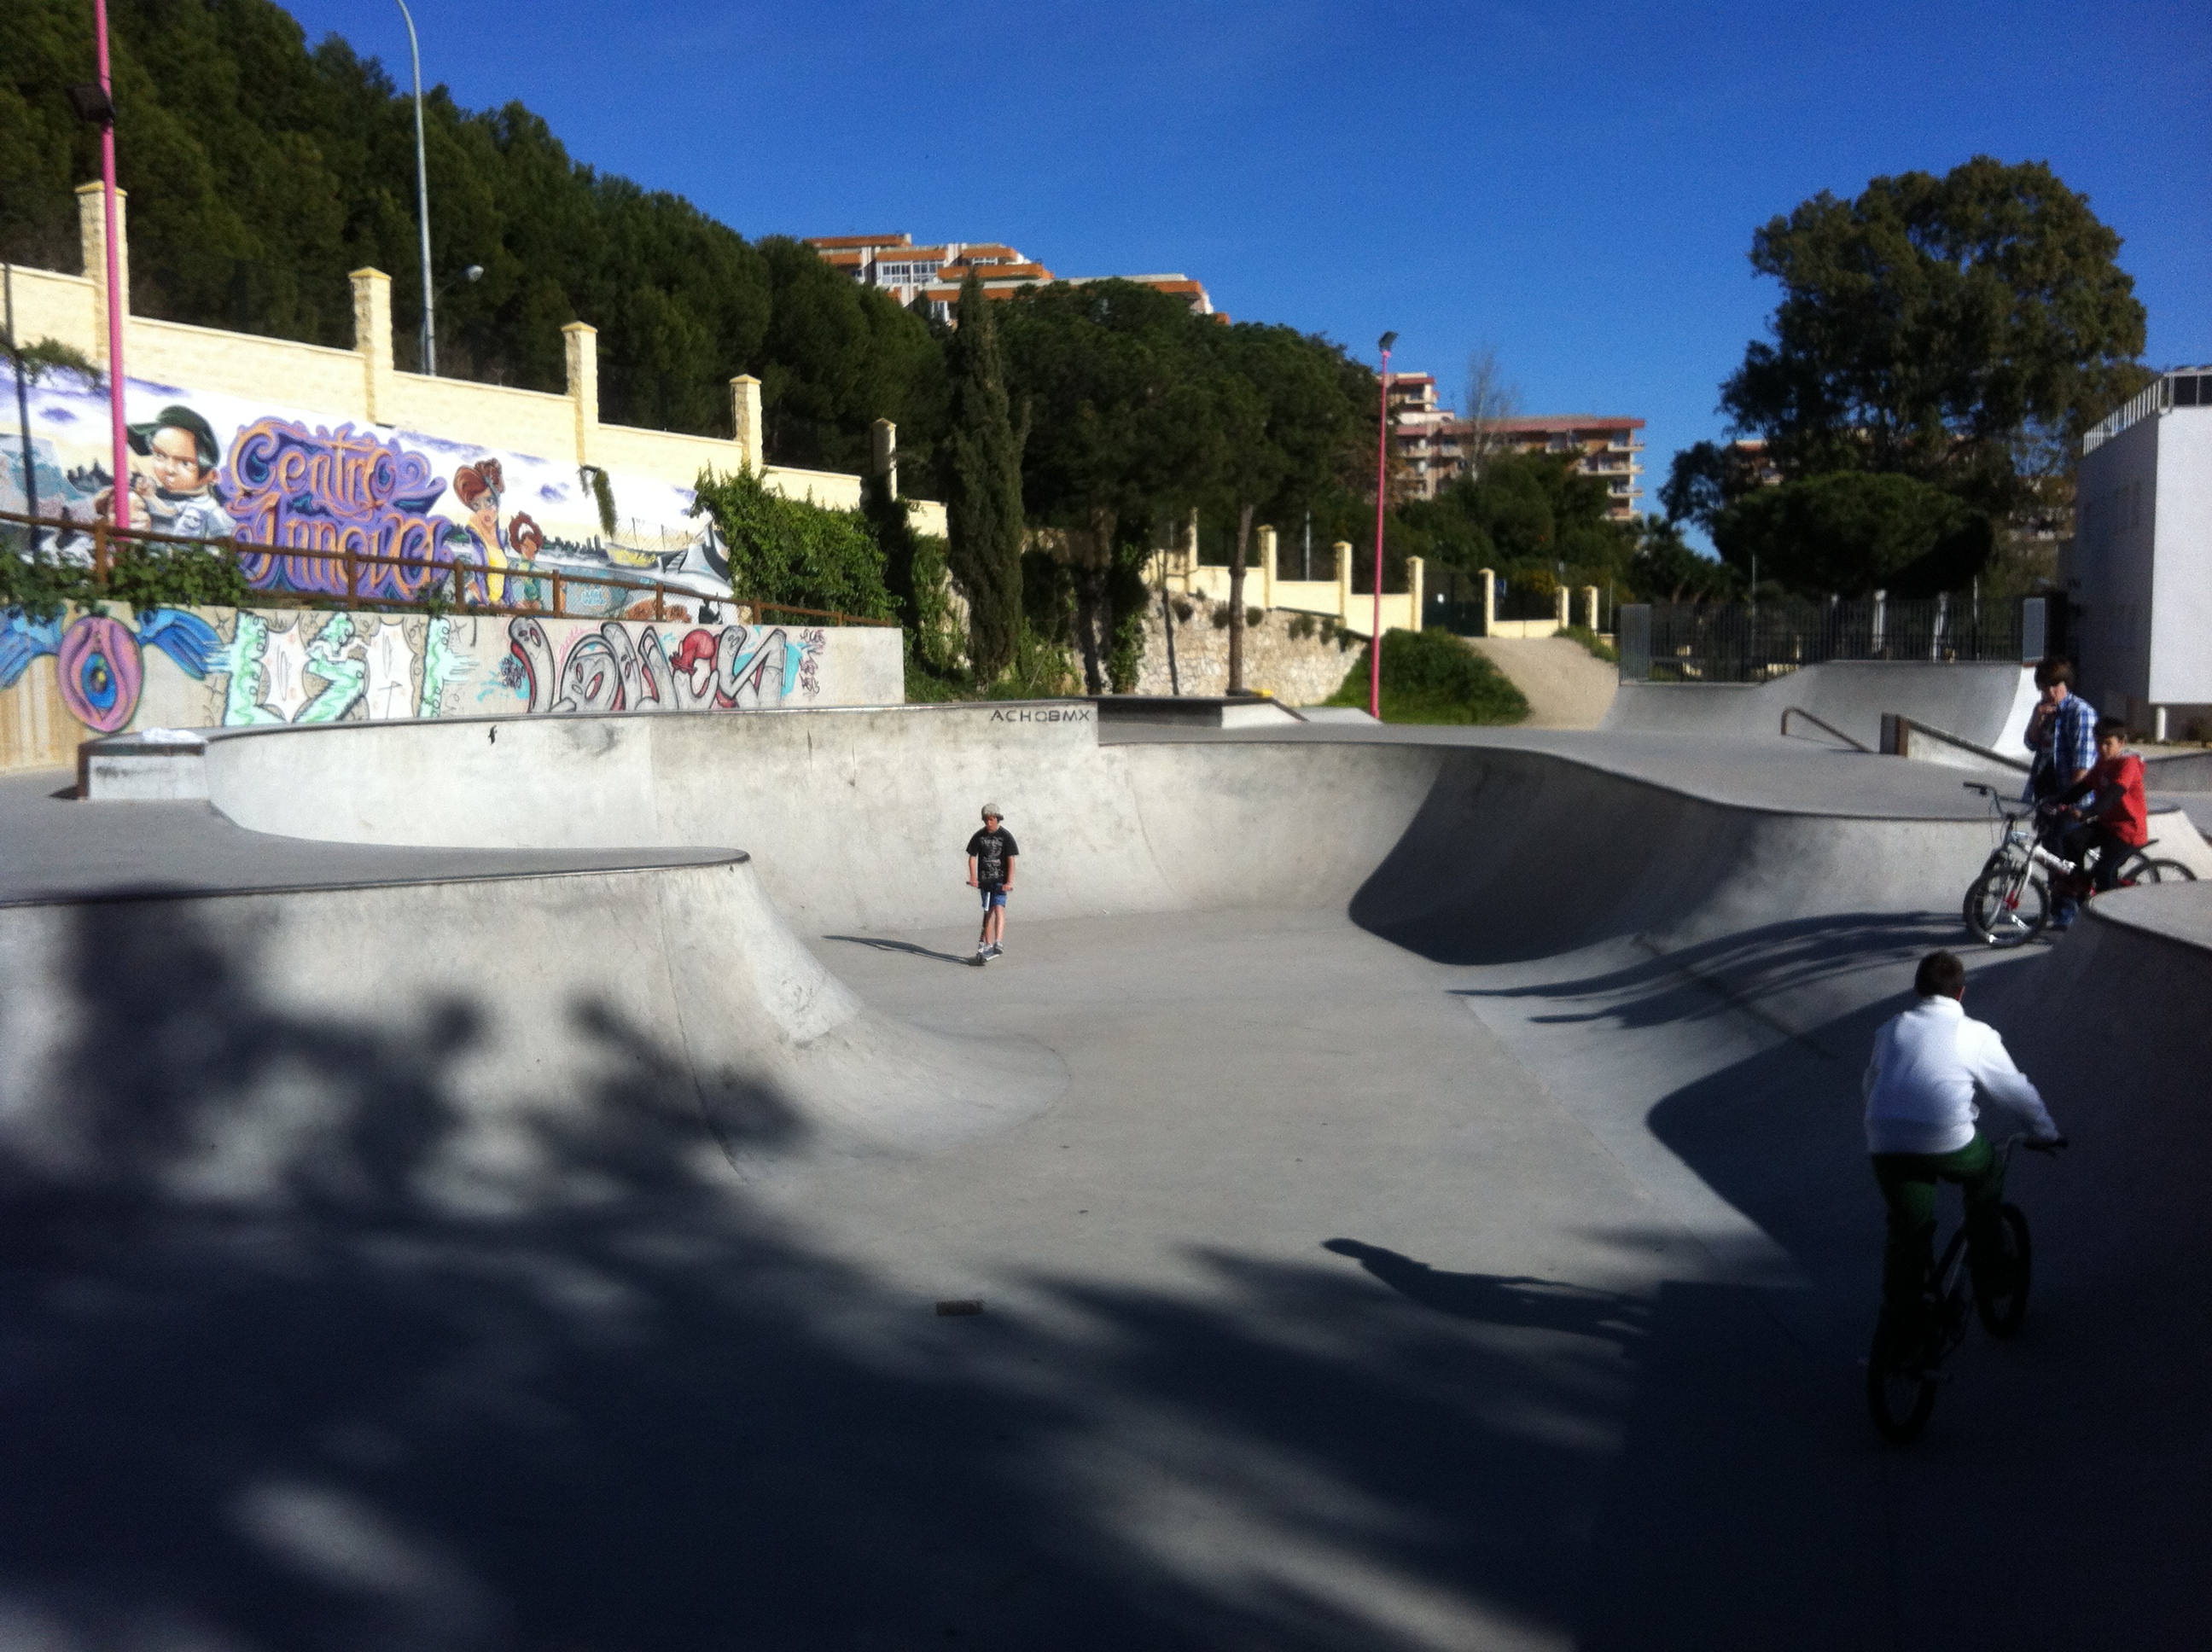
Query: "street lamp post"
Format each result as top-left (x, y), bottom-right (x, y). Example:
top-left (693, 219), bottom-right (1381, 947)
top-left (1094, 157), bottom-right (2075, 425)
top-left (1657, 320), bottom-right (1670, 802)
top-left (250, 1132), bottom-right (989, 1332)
top-left (1370, 331), bottom-right (1395, 718)
top-left (393, 0), bottom-right (438, 375)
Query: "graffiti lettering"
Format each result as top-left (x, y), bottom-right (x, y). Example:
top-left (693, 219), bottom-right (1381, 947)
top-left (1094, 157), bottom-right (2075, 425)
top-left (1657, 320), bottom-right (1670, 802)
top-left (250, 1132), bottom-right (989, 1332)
top-left (507, 617), bottom-right (819, 715)
top-left (225, 419), bottom-right (448, 602)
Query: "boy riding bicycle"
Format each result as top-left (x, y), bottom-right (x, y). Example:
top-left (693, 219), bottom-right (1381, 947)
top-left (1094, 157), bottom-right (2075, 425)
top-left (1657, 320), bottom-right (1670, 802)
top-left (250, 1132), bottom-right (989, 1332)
top-left (1866, 951), bottom-right (2064, 1347)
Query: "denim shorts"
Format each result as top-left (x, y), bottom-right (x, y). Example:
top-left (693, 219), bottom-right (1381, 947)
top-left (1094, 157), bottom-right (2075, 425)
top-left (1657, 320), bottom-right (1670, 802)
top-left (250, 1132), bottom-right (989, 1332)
top-left (979, 886), bottom-right (1008, 910)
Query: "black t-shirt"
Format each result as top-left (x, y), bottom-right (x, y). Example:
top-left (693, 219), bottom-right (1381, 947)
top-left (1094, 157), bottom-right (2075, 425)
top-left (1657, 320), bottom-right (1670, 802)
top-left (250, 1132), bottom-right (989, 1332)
top-left (967, 827), bottom-right (1019, 887)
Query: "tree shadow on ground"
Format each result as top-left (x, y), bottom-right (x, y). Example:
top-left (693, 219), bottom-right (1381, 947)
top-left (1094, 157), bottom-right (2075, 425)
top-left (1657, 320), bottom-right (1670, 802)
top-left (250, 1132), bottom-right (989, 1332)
top-left (1581, 939), bottom-right (2210, 1650)
top-left (1, 893), bottom-right (1709, 1651)
top-left (1450, 912), bottom-right (1960, 1040)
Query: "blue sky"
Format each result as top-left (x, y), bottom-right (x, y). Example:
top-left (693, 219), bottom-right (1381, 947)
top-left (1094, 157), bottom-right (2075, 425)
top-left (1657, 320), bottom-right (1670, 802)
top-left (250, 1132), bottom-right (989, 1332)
top-left (284, 0), bottom-right (2210, 522)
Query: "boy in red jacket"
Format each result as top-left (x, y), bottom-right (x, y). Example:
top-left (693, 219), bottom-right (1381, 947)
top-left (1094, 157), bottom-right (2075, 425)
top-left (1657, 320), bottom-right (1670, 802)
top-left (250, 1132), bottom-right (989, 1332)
top-left (2055, 717), bottom-right (2148, 897)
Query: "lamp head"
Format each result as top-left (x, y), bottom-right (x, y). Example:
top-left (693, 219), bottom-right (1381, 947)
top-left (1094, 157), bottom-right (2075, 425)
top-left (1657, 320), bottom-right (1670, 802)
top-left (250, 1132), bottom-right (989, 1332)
top-left (464, 265), bottom-right (485, 282)
top-left (1377, 330), bottom-right (1398, 356)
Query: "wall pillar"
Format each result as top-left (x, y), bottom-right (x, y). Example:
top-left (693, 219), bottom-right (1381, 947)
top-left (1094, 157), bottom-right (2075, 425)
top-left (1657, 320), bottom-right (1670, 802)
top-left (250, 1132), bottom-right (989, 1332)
top-left (349, 268), bottom-right (393, 423)
top-left (731, 375), bottom-right (763, 473)
top-left (563, 322), bottom-right (599, 464)
top-left (1478, 567), bottom-right (1496, 633)
top-left (871, 417), bottom-right (899, 499)
top-left (1554, 585), bottom-right (1569, 629)
top-left (1257, 524), bottom-right (1276, 609)
top-left (1334, 541), bottom-right (1353, 624)
top-left (75, 182), bottom-right (128, 368)
top-left (1583, 585), bottom-right (1599, 631)
top-left (1409, 556), bottom-right (1424, 630)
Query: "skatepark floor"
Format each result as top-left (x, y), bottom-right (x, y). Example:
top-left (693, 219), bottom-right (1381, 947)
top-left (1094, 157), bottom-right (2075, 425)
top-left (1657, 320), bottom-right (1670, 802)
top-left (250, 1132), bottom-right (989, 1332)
top-left (4, 709), bottom-right (2207, 1650)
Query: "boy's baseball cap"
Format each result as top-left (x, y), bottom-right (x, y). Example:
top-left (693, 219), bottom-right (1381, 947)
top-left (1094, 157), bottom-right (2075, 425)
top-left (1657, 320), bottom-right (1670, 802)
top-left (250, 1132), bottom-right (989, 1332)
top-left (981, 803), bottom-right (1003, 819)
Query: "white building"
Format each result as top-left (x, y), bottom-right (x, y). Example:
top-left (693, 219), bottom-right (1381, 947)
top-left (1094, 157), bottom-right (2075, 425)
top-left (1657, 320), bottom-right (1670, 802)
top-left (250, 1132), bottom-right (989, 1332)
top-left (2067, 368), bottom-right (2212, 740)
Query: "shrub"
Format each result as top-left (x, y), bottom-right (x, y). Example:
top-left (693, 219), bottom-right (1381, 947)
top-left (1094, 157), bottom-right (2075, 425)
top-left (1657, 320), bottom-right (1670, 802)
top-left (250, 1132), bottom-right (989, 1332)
top-left (1325, 625), bottom-right (1530, 724)
top-left (1246, 606), bottom-right (1265, 628)
top-left (1558, 623), bottom-right (1618, 664)
top-left (1, 540), bottom-right (249, 622)
top-left (690, 466), bottom-right (893, 620)
top-left (1173, 598), bottom-right (1194, 624)
top-left (1210, 603), bottom-right (1231, 629)
top-left (1289, 613), bottom-right (1316, 641)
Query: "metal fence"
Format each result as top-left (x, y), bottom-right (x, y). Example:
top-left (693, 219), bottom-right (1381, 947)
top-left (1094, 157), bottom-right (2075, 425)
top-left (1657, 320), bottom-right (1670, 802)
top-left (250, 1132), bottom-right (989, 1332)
top-left (1616, 595), bottom-right (2040, 683)
top-left (1425, 574), bottom-right (1568, 637)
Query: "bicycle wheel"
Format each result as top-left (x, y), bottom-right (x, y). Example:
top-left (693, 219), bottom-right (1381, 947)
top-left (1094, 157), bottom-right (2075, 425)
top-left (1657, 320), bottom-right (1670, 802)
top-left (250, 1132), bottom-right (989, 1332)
top-left (1866, 1310), bottom-right (1941, 1444)
top-left (1975, 1204), bottom-right (2033, 1338)
top-left (1965, 868), bottom-right (2047, 947)
top-left (2117, 858), bottom-right (2197, 887)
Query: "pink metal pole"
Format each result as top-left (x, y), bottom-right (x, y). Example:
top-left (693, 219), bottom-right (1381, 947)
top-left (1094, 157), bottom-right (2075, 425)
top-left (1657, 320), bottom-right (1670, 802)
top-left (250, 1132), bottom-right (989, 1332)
top-left (93, 0), bottom-right (128, 525)
top-left (1369, 337), bottom-right (1393, 718)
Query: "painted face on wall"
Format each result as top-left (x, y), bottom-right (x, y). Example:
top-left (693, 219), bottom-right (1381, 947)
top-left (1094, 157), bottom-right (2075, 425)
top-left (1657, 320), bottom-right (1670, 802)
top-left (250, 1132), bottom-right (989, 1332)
top-left (145, 426), bottom-right (216, 497)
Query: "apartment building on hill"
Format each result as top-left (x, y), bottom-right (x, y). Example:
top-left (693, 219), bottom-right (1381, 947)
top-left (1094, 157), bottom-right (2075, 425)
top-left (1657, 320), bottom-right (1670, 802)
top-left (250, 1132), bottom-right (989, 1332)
top-left (1386, 373), bottom-right (1644, 521)
top-left (805, 234), bottom-right (1216, 323)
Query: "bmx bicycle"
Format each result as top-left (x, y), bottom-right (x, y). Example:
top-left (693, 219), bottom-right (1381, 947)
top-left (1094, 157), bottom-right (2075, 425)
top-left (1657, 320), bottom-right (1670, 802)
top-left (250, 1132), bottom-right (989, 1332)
top-left (1960, 782), bottom-right (2195, 948)
top-left (1866, 1131), bottom-right (2066, 1445)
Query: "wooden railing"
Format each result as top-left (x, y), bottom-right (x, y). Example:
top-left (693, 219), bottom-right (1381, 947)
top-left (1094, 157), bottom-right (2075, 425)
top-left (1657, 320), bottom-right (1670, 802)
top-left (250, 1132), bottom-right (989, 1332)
top-left (0, 509), bottom-right (897, 628)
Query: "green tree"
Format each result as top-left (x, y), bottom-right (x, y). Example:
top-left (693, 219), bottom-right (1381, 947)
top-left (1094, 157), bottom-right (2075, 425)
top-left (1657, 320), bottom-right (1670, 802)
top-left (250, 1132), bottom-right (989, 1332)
top-left (1396, 450), bottom-right (1633, 599)
top-left (0, 0), bottom-right (938, 467)
top-left (689, 466), bottom-right (891, 620)
top-left (1659, 439), bottom-right (1769, 534)
top-left (1628, 517), bottom-right (1734, 603)
top-left (1720, 156), bottom-right (2149, 521)
top-left (1711, 471), bottom-right (1989, 597)
top-left (999, 279), bottom-right (1202, 694)
top-left (941, 274), bottom-right (1025, 681)
top-left (1203, 322), bottom-right (1368, 692)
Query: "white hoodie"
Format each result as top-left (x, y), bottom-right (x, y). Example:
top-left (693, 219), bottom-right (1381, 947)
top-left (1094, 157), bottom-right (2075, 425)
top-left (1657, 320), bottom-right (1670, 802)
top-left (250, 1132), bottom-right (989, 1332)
top-left (1863, 994), bottom-right (2059, 1156)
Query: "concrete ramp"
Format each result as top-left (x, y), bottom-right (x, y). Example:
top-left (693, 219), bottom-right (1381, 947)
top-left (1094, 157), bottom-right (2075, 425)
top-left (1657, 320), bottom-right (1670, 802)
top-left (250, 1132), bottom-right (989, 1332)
top-left (0, 857), bottom-right (1064, 1186)
top-left (1605, 659), bottom-right (2035, 752)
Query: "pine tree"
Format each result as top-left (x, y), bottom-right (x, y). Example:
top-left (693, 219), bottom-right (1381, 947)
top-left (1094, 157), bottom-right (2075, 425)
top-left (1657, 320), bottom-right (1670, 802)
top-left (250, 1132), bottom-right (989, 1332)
top-left (942, 274), bottom-right (1025, 681)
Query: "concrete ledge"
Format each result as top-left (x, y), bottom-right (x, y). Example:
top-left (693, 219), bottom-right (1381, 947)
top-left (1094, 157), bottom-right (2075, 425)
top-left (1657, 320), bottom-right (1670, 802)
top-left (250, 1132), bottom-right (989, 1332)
top-left (78, 730), bottom-right (210, 801)
top-left (1090, 695), bottom-right (1305, 730)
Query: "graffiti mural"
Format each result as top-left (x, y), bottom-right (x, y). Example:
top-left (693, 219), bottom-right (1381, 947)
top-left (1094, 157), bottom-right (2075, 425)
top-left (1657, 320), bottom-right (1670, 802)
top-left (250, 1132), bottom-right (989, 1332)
top-left (0, 604), bottom-right (847, 745)
top-left (3, 607), bottom-right (224, 734)
top-left (504, 618), bottom-right (823, 714)
top-left (2, 366), bottom-right (729, 613)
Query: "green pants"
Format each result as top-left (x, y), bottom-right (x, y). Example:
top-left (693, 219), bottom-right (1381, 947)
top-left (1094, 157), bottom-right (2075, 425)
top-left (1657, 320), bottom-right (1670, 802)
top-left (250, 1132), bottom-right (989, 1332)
top-left (1870, 1135), bottom-right (2006, 1313)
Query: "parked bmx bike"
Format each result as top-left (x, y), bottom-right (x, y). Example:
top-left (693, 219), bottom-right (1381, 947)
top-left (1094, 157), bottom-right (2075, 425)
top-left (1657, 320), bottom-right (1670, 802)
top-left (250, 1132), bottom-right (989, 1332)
top-left (1866, 1132), bottom-right (2064, 1445)
top-left (1960, 782), bottom-right (2195, 947)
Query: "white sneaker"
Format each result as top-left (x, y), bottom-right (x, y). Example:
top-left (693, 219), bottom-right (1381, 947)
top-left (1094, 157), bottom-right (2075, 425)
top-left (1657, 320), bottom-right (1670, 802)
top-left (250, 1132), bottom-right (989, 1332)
top-left (987, 942), bottom-right (1004, 957)
top-left (974, 945), bottom-right (991, 965)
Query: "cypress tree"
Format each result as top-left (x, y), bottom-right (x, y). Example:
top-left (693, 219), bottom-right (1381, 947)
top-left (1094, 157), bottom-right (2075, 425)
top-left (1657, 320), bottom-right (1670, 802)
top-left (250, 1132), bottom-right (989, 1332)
top-left (943, 274), bottom-right (1025, 681)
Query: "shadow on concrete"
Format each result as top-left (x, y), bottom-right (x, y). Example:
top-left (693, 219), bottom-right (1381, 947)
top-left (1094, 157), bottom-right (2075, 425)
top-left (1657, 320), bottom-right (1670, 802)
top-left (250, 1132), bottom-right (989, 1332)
top-left (824, 933), bottom-right (978, 966)
top-left (1452, 912), bottom-right (1959, 1040)
top-left (1586, 939), bottom-right (2210, 1650)
top-left (1321, 1239), bottom-right (1648, 1353)
top-left (2, 893), bottom-right (1722, 1650)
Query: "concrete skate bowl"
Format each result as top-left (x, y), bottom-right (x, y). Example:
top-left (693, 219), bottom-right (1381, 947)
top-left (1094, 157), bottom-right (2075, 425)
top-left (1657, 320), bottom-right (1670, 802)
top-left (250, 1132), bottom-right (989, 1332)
top-left (190, 702), bottom-right (2005, 964)
top-left (16, 701), bottom-right (2212, 1646)
top-left (1605, 658), bottom-right (2035, 751)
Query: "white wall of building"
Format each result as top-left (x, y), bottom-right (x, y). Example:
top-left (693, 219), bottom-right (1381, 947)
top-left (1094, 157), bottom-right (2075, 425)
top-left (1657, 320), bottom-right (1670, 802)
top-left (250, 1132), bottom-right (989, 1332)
top-left (2068, 403), bottom-right (2212, 729)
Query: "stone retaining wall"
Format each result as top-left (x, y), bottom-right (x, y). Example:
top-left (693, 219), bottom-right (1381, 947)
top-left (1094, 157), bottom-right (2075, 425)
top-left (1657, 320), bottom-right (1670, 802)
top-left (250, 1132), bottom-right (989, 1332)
top-left (1132, 595), bottom-right (1362, 705)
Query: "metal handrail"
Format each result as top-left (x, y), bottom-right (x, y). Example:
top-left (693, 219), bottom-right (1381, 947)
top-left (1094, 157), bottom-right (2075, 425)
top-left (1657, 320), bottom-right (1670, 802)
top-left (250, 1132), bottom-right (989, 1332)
top-left (0, 507), bottom-right (897, 628)
top-left (1780, 706), bottom-right (1871, 752)
top-left (1890, 714), bottom-right (2032, 773)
